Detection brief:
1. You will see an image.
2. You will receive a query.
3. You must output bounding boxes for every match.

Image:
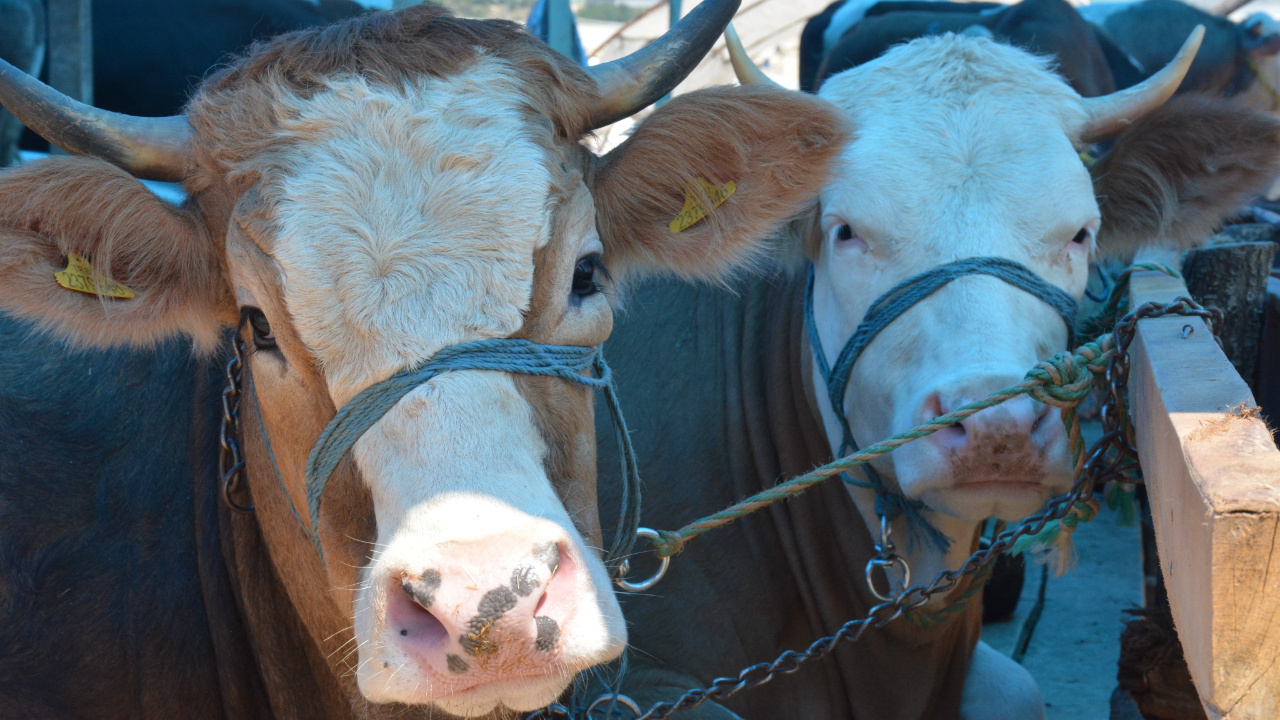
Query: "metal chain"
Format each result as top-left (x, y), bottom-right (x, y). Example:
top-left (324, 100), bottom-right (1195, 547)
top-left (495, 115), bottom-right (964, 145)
top-left (219, 332), bottom-right (253, 513)
top-left (527, 296), bottom-right (1221, 720)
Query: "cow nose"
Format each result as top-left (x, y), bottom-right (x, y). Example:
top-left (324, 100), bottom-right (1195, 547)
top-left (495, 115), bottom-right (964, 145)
top-left (385, 535), bottom-right (575, 678)
top-left (921, 390), bottom-right (1055, 453)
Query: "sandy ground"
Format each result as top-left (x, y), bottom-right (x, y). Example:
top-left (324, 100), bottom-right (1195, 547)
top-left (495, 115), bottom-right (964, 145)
top-left (982, 419), bottom-right (1146, 719)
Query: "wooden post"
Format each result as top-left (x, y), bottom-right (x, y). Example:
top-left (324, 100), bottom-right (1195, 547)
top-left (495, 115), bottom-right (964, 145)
top-left (1182, 226), bottom-right (1278, 391)
top-left (45, 0), bottom-right (91, 103)
top-left (1129, 251), bottom-right (1280, 719)
top-left (45, 0), bottom-right (91, 156)
top-left (1258, 277), bottom-right (1280, 426)
top-left (545, 0), bottom-right (575, 60)
top-left (657, 0), bottom-right (683, 106)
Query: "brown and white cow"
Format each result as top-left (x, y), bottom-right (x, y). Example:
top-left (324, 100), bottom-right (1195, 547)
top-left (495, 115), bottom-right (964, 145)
top-left (584, 25), bottom-right (1280, 720)
top-left (0, 5), bottom-right (847, 717)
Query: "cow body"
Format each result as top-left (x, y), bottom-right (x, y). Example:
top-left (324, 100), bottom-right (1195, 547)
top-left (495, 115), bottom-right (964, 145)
top-left (605, 25), bottom-right (1280, 720)
top-left (802, 0), bottom-right (1127, 95)
top-left (1081, 0), bottom-right (1280, 110)
top-left (20, 0), bottom-right (367, 154)
top-left (593, 272), bottom-right (984, 720)
top-left (0, 5), bottom-right (847, 717)
top-left (0, 313), bottom-right (345, 718)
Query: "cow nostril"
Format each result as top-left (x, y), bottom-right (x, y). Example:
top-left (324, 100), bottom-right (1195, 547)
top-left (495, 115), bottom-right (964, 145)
top-left (534, 589), bottom-right (548, 616)
top-left (391, 577), bottom-right (450, 650)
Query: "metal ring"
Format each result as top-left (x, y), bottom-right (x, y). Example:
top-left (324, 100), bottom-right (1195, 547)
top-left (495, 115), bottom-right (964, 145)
top-left (586, 693), bottom-right (641, 718)
top-left (865, 555), bottom-right (910, 603)
top-left (613, 528), bottom-right (670, 592)
top-left (221, 463), bottom-right (254, 513)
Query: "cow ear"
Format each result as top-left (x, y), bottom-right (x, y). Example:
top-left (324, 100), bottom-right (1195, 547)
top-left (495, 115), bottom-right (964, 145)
top-left (1091, 94), bottom-right (1280, 257)
top-left (591, 85), bottom-right (848, 282)
top-left (0, 157), bottom-right (236, 351)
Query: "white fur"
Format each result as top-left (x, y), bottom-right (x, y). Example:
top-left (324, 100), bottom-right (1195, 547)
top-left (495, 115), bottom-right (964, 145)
top-left (811, 36), bottom-right (1104, 714)
top-left (252, 57), bottom-right (624, 714)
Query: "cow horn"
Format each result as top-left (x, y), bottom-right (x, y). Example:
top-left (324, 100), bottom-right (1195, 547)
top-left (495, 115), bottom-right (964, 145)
top-left (585, 0), bottom-right (741, 129)
top-left (0, 57), bottom-right (192, 182)
top-left (1080, 25), bottom-right (1204, 143)
top-left (724, 23), bottom-right (783, 89)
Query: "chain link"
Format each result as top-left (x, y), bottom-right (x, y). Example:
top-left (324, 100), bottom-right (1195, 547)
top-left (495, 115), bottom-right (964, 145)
top-left (219, 332), bottom-right (253, 513)
top-left (527, 296), bottom-right (1221, 720)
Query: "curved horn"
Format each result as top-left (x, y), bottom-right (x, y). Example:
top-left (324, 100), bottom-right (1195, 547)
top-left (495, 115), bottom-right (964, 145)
top-left (586, 0), bottom-right (742, 129)
top-left (0, 57), bottom-right (192, 182)
top-left (1080, 25), bottom-right (1204, 143)
top-left (724, 23), bottom-right (783, 89)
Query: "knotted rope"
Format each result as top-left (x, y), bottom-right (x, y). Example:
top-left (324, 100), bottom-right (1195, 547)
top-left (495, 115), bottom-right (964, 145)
top-left (803, 257), bottom-right (1079, 552)
top-left (303, 338), bottom-right (642, 571)
top-left (648, 335), bottom-right (1111, 559)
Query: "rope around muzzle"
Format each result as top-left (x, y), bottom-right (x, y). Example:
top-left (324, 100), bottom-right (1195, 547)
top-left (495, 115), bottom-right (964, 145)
top-left (803, 257), bottom-right (1080, 553)
top-left (645, 335), bottom-right (1111, 560)
top-left (303, 338), bottom-right (642, 572)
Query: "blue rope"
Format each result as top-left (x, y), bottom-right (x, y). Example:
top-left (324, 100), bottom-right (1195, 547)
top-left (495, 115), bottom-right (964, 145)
top-left (804, 257), bottom-right (1078, 552)
top-left (248, 368), bottom-right (323, 555)
top-left (295, 337), bottom-right (640, 569)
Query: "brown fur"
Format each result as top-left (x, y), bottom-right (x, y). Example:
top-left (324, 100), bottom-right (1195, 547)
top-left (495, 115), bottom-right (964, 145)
top-left (0, 157), bottom-right (236, 351)
top-left (0, 6), bottom-right (848, 717)
top-left (183, 5), bottom-right (596, 203)
top-left (592, 85), bottom-right (849, 282)
top-left (1092, 94), bottom-right (1280, 256)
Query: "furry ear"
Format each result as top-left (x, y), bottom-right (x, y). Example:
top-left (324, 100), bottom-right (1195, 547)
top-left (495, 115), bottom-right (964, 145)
top-left (0, 157), bottom-right (235, 350)
top-left (1092, 94), bottom-right (1280, 257)
top-left (590, 85), bottom-right (848, 282)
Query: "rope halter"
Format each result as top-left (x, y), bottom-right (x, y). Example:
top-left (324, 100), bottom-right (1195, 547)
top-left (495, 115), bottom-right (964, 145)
top-left (299, 337), bottom-right (642, 575)
top-left (803, 256), bottom-right (1079, 577)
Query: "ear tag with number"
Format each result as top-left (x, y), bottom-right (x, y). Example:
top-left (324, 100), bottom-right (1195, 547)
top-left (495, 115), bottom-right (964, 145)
top-left (54, 253), bottom-right (136, 299)
top-left (669, 179), bottom-right (736, 233)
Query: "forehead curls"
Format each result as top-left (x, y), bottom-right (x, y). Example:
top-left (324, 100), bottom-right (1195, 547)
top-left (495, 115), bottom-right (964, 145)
top-left (182, 5), bottom-right (599, 193)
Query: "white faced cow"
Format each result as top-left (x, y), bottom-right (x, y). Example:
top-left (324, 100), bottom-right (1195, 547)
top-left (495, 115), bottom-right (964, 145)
top-left (584, 24), bottom-right (1280, 720)
top-left (0, 5), bottom-right (847, 718)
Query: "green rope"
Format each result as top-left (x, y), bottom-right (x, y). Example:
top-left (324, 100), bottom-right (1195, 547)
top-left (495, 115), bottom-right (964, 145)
top-left (649, 337), bottom-right (1114, 559)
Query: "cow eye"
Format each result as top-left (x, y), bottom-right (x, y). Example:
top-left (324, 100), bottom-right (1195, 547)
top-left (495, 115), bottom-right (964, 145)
top-left (1071, 228), bottom-right (1090, 244)
top-left (572, 254), bottom-right (607, 299)
top-left (247, 308), bottom-right (276, 349)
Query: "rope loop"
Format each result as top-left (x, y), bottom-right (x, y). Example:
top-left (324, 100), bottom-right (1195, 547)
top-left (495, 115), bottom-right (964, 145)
top-left (652, 528), bottom-right (686, 559)
top-left (1024, 351), bottom-right (1095, 408)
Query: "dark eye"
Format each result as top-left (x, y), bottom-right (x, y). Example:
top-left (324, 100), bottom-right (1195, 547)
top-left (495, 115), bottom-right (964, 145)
top-left (572, 254), bottom-right (607, 299)
top-left (836, 224), bottom-right (855, 241)
top-left (247, 308), bottom-right (276, 349)
top-left (1071, 228), bottom-right (1090, 244)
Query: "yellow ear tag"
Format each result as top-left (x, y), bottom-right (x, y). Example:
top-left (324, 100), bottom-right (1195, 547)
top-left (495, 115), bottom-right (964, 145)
top-left (54, 253), bottom-right (136, 299)
top-left (669, 179), bottom-right (736, 233)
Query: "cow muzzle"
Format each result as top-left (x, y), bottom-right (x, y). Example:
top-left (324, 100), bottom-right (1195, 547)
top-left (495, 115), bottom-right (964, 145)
top-left (898, 377), bottom-right (1074, 521)
top-left (356, 513), bottom-right (624, 714)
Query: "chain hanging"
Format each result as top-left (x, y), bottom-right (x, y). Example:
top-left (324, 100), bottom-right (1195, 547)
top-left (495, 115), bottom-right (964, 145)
top-left (530, 296), bottom-right (1222, 720)
top-left (219, 332), bottom-right (253, 513)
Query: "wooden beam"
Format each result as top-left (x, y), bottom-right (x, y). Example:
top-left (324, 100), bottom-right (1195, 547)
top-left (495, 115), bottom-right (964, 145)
top-left (1129, 251), bottom-right (1280, 719)
top-left (45, 0), bottom-right (92, 104)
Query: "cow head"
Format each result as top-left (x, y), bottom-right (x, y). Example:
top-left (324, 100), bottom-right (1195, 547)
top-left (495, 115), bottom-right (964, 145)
top-left (0, 7), bottom-right (846, 716)
top-left (729, 29), bottom-right (1280, 547)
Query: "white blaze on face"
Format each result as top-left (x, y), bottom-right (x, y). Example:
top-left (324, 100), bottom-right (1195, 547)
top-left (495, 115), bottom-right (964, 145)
top-left (812, 37), bottom-right (1097, 522)
top-left (265, 57), bottom-right (625, 712)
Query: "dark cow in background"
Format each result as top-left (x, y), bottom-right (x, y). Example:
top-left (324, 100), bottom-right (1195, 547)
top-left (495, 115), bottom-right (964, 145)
top-left (590, 21), bottom-right (1280, 720)
top-left (20, 0), bottom-right (368, 154)
top-left (1082, 0), bottom-right (1280, 111)
top-left (0, 0), bottom-right (41, 166)
top-left (0, 3), bottom-right (847, 717)
top-left (801, 0), bottom-right (1132, 95)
